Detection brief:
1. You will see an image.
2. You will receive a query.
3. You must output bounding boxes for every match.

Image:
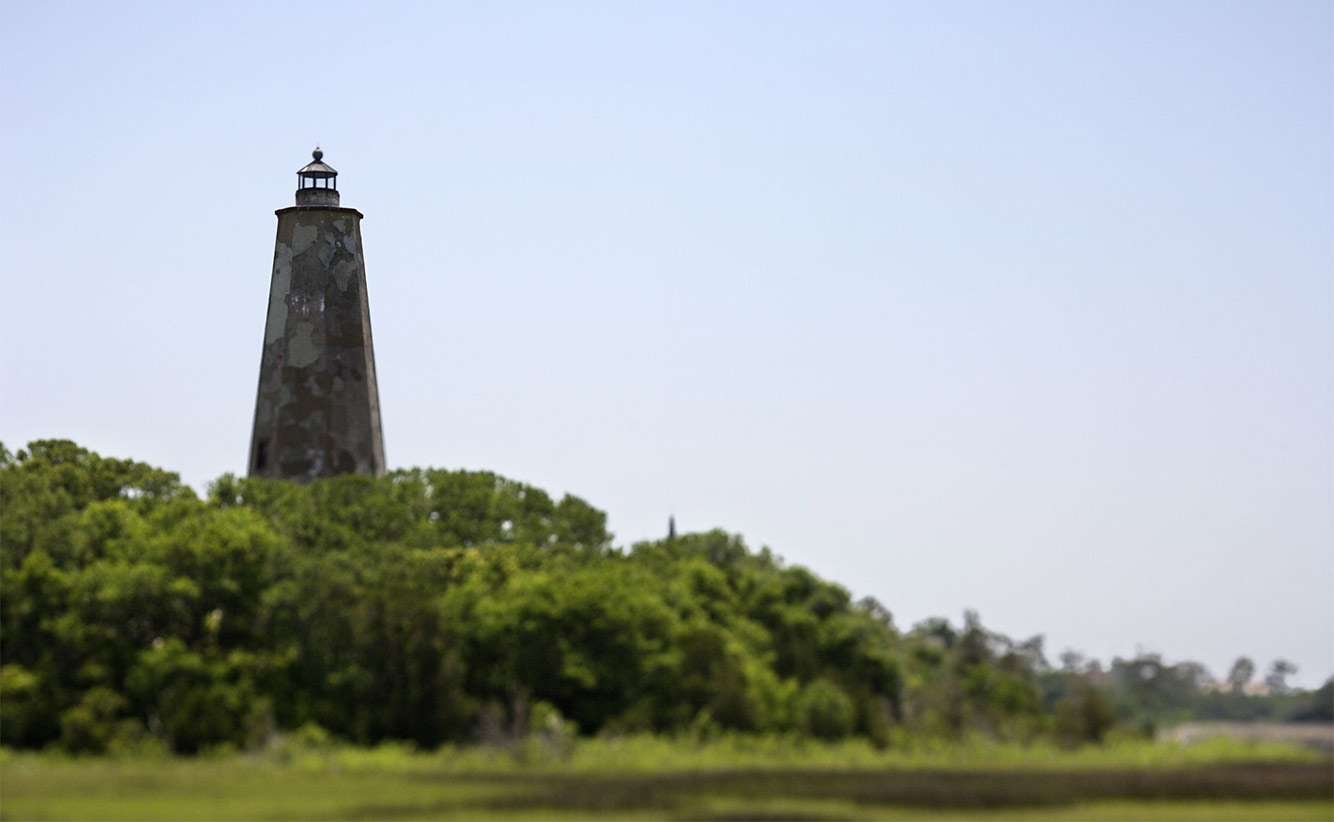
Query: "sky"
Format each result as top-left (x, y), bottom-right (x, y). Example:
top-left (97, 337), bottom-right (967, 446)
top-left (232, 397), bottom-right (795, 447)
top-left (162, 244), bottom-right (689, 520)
top-left (2, 1), bottom-right (1330, 687)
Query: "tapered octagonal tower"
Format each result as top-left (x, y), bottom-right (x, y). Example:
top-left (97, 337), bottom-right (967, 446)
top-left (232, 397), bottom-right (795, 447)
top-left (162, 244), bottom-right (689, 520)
top-left (247, 149), bottom-right (385, 481)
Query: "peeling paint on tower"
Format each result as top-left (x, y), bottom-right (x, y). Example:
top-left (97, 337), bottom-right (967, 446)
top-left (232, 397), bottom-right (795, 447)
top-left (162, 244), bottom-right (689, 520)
top-left (248, 149), bottom-right (385, 482)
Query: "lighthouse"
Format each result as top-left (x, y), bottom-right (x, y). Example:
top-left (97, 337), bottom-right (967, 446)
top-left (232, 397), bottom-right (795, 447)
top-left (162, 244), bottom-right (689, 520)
top-left (247, 149), bottom-right (385, 481)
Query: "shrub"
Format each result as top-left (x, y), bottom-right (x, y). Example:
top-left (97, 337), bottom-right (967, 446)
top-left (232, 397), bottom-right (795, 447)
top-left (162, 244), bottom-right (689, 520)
top-left (796, 679), bottom-right (854, 741)
top-left (59, 687), bottom-right (128, 754)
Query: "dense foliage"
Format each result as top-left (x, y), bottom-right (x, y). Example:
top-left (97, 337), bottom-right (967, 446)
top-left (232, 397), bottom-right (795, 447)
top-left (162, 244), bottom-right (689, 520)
top-left (1, 441), bottom-right (1326, 756)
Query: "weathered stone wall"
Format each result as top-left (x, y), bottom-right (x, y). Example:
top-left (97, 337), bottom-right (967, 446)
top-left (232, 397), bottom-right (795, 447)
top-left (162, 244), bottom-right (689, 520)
top-left (247, 205), bottom-right (385, 481)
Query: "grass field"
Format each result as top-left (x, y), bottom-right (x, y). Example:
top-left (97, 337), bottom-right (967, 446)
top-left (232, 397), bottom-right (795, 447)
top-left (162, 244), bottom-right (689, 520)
top-left (2, 737), bottom-right (1331, 821)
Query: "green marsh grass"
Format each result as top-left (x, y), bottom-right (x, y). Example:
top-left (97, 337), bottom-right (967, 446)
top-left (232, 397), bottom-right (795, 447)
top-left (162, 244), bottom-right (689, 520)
top-left (2, 736), bottom-right (1330, 821)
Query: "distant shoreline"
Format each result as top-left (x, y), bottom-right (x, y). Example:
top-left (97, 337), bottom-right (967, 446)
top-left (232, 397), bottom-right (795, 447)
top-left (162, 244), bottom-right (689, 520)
top-left (1166, 722), bottom-right (1334, 752)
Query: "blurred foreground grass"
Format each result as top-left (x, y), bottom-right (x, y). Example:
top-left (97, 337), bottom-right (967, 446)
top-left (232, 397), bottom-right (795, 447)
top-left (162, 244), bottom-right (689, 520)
top-left (2, 735), bottom-right (1331, 821)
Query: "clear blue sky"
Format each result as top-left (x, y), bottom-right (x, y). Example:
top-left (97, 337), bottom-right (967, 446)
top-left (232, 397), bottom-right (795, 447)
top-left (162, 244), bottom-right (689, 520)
top-left (3, 1), bottom-right (1331, 686)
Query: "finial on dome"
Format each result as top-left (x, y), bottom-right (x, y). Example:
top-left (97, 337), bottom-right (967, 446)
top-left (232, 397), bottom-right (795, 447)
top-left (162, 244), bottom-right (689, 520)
top-left (312, 147), bottom-right (323, 162)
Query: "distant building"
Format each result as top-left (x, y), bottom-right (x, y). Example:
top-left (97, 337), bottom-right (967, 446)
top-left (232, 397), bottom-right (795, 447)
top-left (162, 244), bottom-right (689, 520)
top-left (247, 149), bottom-right (385, 481)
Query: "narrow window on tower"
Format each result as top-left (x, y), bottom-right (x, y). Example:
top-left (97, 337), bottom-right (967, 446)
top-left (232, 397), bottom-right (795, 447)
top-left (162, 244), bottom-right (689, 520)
top-left (255, 439), bottom-right (269, 472)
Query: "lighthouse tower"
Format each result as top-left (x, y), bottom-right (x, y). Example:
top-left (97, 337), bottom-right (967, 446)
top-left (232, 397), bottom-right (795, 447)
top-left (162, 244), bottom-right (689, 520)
top-left (247, 149), bottom-right (385, 481)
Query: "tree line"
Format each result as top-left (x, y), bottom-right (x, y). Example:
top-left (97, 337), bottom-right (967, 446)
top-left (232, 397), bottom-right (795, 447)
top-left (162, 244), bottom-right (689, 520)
top-left (1, 440), bottom-right (1327, 755)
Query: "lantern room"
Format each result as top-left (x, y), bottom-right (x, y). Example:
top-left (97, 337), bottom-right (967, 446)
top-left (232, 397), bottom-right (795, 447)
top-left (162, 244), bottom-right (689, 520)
top-left (295, 148), bottom-right (340, 206)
